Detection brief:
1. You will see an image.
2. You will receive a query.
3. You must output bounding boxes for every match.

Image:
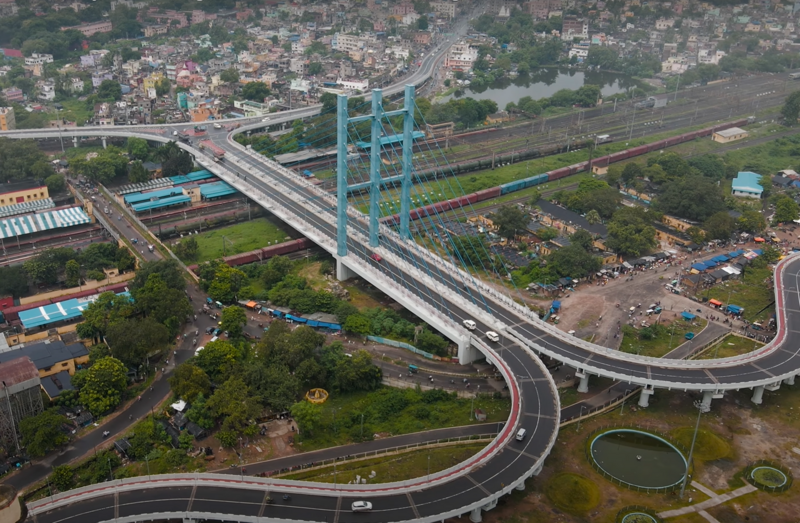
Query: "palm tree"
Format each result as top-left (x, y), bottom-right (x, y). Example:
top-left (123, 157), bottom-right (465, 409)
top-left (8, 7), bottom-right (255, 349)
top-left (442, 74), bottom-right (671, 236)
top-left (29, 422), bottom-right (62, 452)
top-left (585, 210), bottom-right (601, 225)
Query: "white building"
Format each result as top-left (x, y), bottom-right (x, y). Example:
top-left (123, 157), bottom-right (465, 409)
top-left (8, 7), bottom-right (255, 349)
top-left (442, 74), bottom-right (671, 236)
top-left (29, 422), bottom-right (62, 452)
top-left (338, 78), bottom-right (369, 92)
top-left (289, 58), bottom-right (306, 75)
top-left (38, 81), bottom-right (56, 101)
top-left (25, 53), bottom-right (54, 66)
top-left (430, 1), bottom-right (456, 18)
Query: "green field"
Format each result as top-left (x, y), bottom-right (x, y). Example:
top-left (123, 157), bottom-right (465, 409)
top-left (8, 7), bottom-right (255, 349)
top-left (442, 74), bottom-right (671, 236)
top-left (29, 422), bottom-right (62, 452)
top-left (192, 218), bottom-right (293, 263)
top-left (703, 267), bottom-right (774, 322)
top-left (697, 334), bottom-right (764, 360)
top-left (620, 317), bottom-right (708, 358)
top-left (280, 443), bottom-right (485, 483)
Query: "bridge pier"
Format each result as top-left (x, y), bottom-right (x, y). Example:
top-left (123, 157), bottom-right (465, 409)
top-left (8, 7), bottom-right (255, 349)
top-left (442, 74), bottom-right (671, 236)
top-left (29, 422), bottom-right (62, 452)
top-left (576, 371), bottom-right (589, 393)
top-left (515, 480), bottom-right (525, 491)
top-left (72, 136), bottom-right (78, 148)
top-left (701, 390), bottom-right (714, 409)
top-left (458, 337), bottom-right (481, 364)
top-left (183, 519), bottom-right (196, 523)
top-left (335, 258), bottom-right (357, 281)
top-left (638, 386), bottom-right (653, 408)
top-left (101, 137), bottom-right (107, 149)
top-left (785, 375), bottom-right (796, 386)
top-left (470, 507), bottom-right (483, 523)
top-left (751, 385), bottom-right (765, 405)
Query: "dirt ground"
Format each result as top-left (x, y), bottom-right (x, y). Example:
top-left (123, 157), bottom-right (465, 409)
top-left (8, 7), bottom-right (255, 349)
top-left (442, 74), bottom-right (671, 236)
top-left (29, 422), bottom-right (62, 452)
top-left (205, 418), bottom-right (299, 470)
top-left (463, 384), bottom-right (800, 523)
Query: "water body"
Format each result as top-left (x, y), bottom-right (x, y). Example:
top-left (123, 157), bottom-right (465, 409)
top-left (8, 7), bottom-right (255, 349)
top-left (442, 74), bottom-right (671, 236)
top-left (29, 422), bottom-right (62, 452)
top-left (440, 67), bottom-right (639, 107)
top-left (590, 430), bottom-right (687, 489)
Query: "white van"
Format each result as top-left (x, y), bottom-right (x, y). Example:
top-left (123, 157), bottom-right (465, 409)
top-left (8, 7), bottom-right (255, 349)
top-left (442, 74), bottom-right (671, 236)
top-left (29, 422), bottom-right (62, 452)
top-left (486, 331), bottom-right (499, 342)
top-left (516, 428), bottom-right (527, 441)
top-left (463, 319), bottom-right (476, 330)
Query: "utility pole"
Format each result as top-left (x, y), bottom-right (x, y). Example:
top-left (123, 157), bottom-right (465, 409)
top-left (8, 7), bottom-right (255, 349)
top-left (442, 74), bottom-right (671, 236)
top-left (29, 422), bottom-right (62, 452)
top-left (629, 106), bottom-right (637, 141)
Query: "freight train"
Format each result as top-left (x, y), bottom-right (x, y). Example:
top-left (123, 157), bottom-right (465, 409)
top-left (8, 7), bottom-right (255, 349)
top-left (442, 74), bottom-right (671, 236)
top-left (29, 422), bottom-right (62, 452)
top-left (186, 238), bottom-right (315, 272)
top-left (382, 118), bottom-right (752, 225)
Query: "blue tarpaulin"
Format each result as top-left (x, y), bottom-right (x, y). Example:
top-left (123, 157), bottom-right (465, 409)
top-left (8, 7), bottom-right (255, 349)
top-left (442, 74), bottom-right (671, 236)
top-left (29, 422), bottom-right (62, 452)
top-left (702, 260), bottom-right (718, 268)
top-left (681, 311), bottom-right (696, 320)
top-left (552, 300), bottom-right (561, 310)
top-left (712, 255), bottom-right (729, 262)
top-left (752, 249), bottom-right (763, 255)
top-left (691, 263), bottom-right (707, 271)
top-left (728, 250), bottom-right (744, 258)
top-left (726, 305), bottom-right (743, 314)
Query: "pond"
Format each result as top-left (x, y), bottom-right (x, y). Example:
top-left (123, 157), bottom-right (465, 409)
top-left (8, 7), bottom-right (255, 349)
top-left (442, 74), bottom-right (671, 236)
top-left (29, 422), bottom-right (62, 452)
top-left (440, 67), bottom-right (640, 108)
top-left (590, 430), bottom-right (687, 489)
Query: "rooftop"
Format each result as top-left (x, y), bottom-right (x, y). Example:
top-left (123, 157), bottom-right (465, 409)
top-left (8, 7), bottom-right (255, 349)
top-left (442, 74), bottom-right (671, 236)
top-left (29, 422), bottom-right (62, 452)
top-left (0, 180), bottom-right (46, 196)
top-left (732, 171), bottom-right (764, 193)
top-left (0, 340), bottom-right (88, 370)
top-left (536, 200), bottom-right (608, 238)
top-left (714, 126), bottom-right (748, 138)
top-left (0, 356), bottom-right (39, 387)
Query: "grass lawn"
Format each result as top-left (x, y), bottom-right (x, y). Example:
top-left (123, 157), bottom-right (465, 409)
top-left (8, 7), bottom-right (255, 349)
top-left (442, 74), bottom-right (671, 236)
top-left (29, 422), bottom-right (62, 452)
top-left (280, 443), bottom-right (484, 483)
top-left (704, 268), bottom-right (774, 323)
top-left (295, 387), bottom-right (511, 452)
top-left (59, 99), bottom-right (93, 127)
top-left (620, 317), bottom-right (708, 358)
top-left (192, 218), bottom-right (293, 263)
top-left (559, 386), bottom-right (580, 407)
top-left (670, 427), bottom-right (732, 461)
top-left (696, 334), bottom-right (764, 360)
top-left (544, 473), bottom-right (601, 514)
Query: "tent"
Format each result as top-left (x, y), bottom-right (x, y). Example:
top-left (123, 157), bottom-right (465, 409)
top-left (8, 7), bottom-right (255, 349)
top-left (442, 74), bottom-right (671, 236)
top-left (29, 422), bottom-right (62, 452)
top-left (551, 300), bottom-right (561, 311)
top-left (726, 304), bottom-right (743, 314)
top-left (682, 311), bottom-right (696, 320)
top-left (691, 263), bottom-right (707, 271)
top-left (702, 260), bottom-right (718, 268)
top-left (712, 255), bottom-right (729, 262)
top-left (708, 299), bottom-right (722, 306)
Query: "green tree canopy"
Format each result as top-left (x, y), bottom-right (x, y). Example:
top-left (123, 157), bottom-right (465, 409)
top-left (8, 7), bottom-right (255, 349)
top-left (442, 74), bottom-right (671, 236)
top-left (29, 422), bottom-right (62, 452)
top-left (220, 306), bottom-right (247, 338)
top-left (19, 408), bottom-right (69, 457)
top-left (704, 211), bottom-right (736, 240)
top-left (492, 204), bottom-right (529, 239)
top-left (241, 81), bottom-right (271, 101)
top-left (79, 357), bottom-right (128, 415)
top-left (654, 176), bottom-right (726, 221)
top-left (169, 363), bottom-right (211, 403)
top-left (782, 90), bottom-right (800, 124)
top-left (775, 195), bottom-right (800, 223)
top-left (606, 207), bottom-right (657, 256)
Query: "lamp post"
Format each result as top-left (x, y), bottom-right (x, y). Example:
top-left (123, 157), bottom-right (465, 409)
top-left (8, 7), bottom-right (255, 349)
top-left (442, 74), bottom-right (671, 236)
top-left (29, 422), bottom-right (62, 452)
top-left (679, 400), bottom-right (711, 499)
top-left (576, 405), bottom-right (587, 432)
top-left (620, 388), bottom-right (632, 416)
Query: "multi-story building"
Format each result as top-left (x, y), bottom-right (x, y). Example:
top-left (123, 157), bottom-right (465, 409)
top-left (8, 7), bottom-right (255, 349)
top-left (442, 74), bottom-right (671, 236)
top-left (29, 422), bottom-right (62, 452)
top-left (561, 16), bottom-right (588, 40)
top-left (289, 58), bottom-right (306, 75)
top-left (38, 81), bottom-right (55, 101)
top-left (0, 107), bottom-right (15, 131)
top-left (61, 21), bottom-right (113, 37)
top-left (338, 78), bottom-right (369, 91)
top-left (144, 25), bottom-right (169, 37)
top-left (91, 72), bottom-right (114, 88)
top-left (430, 1), bottom-right (456, 18)
top-left (332, 33), bottom-right (365, 53)
top-left (24, 53), bottom-right (53, 66)
top-left (444, 42), bottom-right (478, 71)
top-left (143, 72), bottom-right (165, 94)
top-left (0, 180), bottom-right (48, 206)
top-left (1, 87), bottom-right (23, 103)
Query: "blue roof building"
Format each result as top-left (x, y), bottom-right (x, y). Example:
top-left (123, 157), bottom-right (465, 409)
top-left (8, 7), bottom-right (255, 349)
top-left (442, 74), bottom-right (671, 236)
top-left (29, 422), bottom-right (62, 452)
top-left (732, 171), bottom-right (763, 199)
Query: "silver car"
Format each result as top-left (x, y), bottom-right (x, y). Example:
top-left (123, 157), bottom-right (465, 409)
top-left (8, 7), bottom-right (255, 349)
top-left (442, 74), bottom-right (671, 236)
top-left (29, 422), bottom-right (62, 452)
top-left (351, 501), bottom-right (373, 512)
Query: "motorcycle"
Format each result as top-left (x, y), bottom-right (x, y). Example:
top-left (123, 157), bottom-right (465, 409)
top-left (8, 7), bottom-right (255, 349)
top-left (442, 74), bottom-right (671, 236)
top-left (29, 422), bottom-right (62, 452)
top-left (102, 431), bottom-right (110, 438)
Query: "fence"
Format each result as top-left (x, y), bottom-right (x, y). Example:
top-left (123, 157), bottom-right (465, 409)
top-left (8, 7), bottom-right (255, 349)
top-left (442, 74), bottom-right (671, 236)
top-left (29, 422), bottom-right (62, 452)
top-left (262, 433), bottom-right (498, 479)
top-left (615, 505), bottom-right (663, 523)
top-left (560, 388), bottom-right (640, 426)
top-left (744, 459), bottom-right (793, 493)
top-left (584, 424), bottom-right (689, 495)
top-left (367, 335), bottom-right (434, 359)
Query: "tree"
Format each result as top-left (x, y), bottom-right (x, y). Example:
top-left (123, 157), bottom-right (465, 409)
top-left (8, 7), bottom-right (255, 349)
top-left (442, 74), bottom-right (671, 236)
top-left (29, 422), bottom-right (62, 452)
top-left (105, 317), bottom-right (170, 368)
top-left (76, 291), bottom-right (133, 341)
top-left (194, 340), bottom-right (241, 382)
top-left (775, 196), bottom-right (799, 223)
top-left (65, 259), bottom-right (81, 288)
top-left (569, 229), bottom-right (594, 251)
top-left (173, 236), bottom-right (199, 261)
top-left (527, 189), bottom-right (542, 207)
top-left (132, 260), bottom-right (185, 291)
top-left (79, 357), bottom-right (128, 415)
top-left (418, 16), bottom-right (428, 30)
top-left (220, 306), bottom-right (247, 338)
top-left (621, 163), bottom-right (642, 184)
top-left (128, 160), bottom-right (150, 184)
top-left (155, 78), bottom-right (171, 97)
top-left (585, 209), bottom-right (601, 225)
top-left (606, 207), bottom-right (657, 256)
top-left (161, 150), bottom-right (193, 177)
top-left (206, 377), bottom-right (261, 446)
top-left (220, 68), bottom-right (240, 84)
top-left (307, 62), bottom-right (322, 75)
top-left (492, 205), bottom-right (529, 239)
top-left (415, 330), bottom-right (448, 356)
top-left (332, 350), bottom-right (382, 392)
top-left (782, 90), bottom-right (800, 125)
top-left (655, 176), bottom-right (726, 221)
top-left (0, 266), bottom-right (28, 298)
top-left (685, 226), bottom-right (706, 244)
top-left (169, 363), bottom-right (211, 403)
top-left (132, 273), bottom-right (192, 336)
top-left (290, 400), bottom-right (322, 436)
top-left (548, 244), bottom-right (602, 278)
top-left (586, 46), bottom-right (619, 70)
top-left (50, 465), bottom-right (74, 492)
top-left (19, 408), bottom-right (69, 457)
top-left (704, 211), bottom-right (736, 240)
top-left (738, 209), bottom-right (767, 233)
top-left (185, 393), bottom-right (215, 429)
top-left (343, 314), bottom-right (371, 336)
top-left (320, 92), bottom-right (337, 111)
top-left (761, 245), bottom-right (782, 264)
top-left (207, 265), bottom-right (247, 304)
top-left (45, 174), bottom-right (66, 194)
top-left (241, 81), bottom-right (271, 101)
top-left (97, 79), bottom-right (122, 101)
top-left (126, 137), bottom-right (149, 161)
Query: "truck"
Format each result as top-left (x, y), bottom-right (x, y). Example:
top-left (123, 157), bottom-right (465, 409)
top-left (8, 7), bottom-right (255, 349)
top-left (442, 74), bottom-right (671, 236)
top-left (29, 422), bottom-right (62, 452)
top-left (199, 140), bottom-right (225, 161)
top-left (634, 96), bottom-right (667, 109)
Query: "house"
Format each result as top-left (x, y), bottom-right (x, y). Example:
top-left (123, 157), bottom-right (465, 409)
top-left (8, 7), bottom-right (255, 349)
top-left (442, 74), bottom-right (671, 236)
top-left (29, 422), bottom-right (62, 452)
top-left (0, 180), bottom-right (48, 207)
top-left (712, 127), bottom-right (748, 143)
top-left (0, 339), bottom-right (89, 379)
top-left (40, 371), bottom-right (73, 400)
top-left (731, 171), bottom-right (763, 199)
top-left (186, 421), bottom-right (208, 440)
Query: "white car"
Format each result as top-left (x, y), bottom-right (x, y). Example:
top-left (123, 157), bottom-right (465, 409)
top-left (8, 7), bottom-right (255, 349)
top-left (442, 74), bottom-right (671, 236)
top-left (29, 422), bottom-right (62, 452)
top-left (194, 346), bottom-right (204, 356)
top-left (213, 123), bottom-right (222, 129)
top-left (351, 501), bottom-right (372, 512)
top-left (462, 319), bottom-right (476, 330)
top-left (262, 117), bottom-right (271, 122)
top-left (486, 331), bottom-right (500, 342)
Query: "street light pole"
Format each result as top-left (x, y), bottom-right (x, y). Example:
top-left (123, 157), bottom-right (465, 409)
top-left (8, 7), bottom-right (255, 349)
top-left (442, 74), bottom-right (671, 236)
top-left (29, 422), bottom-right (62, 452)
top-left (620, 389), bottom-right (632, 415)
top-left (679, 400), bottom-right (710, 499)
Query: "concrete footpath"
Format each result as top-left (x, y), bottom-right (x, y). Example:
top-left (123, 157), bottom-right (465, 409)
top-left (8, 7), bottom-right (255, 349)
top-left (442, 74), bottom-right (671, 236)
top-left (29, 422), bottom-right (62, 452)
top-left (658, 482), bottom-right (757, 519)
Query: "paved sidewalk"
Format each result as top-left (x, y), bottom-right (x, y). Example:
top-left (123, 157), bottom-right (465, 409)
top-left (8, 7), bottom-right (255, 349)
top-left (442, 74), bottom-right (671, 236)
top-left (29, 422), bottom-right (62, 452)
top-left (659, 484), bottom-right (757, 519)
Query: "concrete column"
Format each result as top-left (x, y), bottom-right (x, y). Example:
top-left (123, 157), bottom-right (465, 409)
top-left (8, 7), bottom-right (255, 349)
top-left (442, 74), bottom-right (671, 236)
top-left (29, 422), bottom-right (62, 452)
top-left (532, 464), bottom-right (543, 476)
top-left (457, 337), bottom-right (481, 364)
top-left (638, 387), bottom-right (653, 408)
top-left (751, 385), bottom-right (765, 405)
top-left (470, 508), bottom-right (482, 523)
top-left (515, 480), bottom-right (525, 491)
top-left (72, 136), bottom-right (78, 148)
top-left (701, 390), bottom-right (714, 409)
top-left (784, 375), bottom-right (796, 386)
top-left (102, 137), bottom-right (107, 149)
top-left (576, 372), bottom-right (589, 393)
top-left (183, 519), bottom-right (196, 523)
top-left (336, 259), bottom-right (356, 281)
